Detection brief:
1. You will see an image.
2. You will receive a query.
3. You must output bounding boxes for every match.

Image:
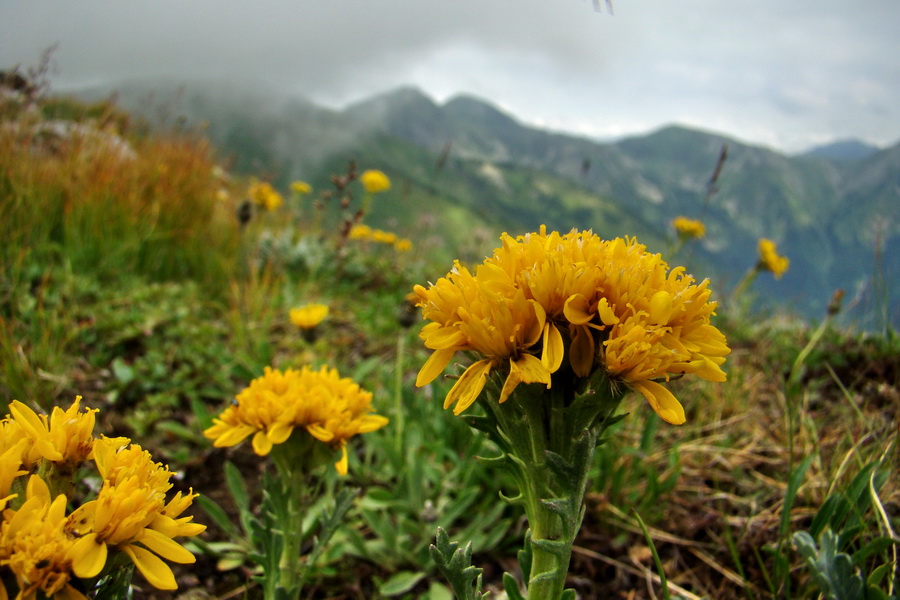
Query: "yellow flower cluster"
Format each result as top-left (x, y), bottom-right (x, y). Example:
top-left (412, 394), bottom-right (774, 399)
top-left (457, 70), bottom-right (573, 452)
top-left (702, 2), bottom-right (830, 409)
top-left (757, 238), bottom-right (789, 279)
top-left (359, 169), bottom-right (391, 194)
top-left (349, 224), bottom-right (413, 252)
top-left (204, 366), bottom-right (388, 475)
top-left (0, 398), bottom-right (205, 598)
top-left (290, 303), bottom-right (329, 330)
top-left (414, 227), bottom-right (730, 425)
top-left (672, 216), bottom-right (706, 239)
top-left (290, 180), bottom-right (312, 195)
top-left (248, 178), bottom-right (284, 211)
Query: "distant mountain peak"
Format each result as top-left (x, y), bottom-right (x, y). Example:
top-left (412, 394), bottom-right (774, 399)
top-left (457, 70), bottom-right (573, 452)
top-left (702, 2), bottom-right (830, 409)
top-left (802, 139), bottom-right (880, 162)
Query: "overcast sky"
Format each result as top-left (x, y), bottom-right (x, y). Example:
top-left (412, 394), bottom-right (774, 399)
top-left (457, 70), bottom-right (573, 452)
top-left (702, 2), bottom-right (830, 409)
top-left (3, 0), bottom-right (899, 153)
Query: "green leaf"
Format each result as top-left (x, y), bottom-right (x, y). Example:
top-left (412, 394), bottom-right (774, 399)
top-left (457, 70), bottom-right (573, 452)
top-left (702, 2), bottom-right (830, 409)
top-left (530, 537), bottom-right (570, 555)
top-left (633, 508), bottom-right (670, 600)
top-left (110, 357), bottom-right (134, 384)
top-left (425, 582), bottom-right (454, 600)
top-left (502, 572), bottom-right (526, 600)
top-left (780, 454), bottom-right (814, 539)
top-left (429, 527), bottom-right (486, 600)
top-left (224, 460), bottom-right (250, 514)
top-left (196, 494), bottom-right (240, 540)
top-left (517, 530), bottom-right (533, 583)
top-left (792, 529), bottom-right (867, 600)
top-left (809, 494), bottom-right (844, 539)
top-left (379, 571), bottom-right (427, 596)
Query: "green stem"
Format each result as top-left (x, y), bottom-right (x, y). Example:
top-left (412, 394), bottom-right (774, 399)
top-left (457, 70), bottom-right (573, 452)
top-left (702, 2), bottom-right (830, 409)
top-left (394, 333), bottom-right (406, 455)
top-left (278, 476), bottom-right (306, 599)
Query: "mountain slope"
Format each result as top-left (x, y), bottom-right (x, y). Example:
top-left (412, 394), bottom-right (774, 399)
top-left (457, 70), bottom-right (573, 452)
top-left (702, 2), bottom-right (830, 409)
top-left (80, 81), bottom-right (899, 326)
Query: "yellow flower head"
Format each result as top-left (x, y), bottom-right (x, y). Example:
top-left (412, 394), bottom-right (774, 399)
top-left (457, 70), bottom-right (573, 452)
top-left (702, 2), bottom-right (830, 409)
top-left (204, 366), bottom-right (388, 474)
top-left (349, 224), bottom-right (373, 240)
top-left (289, 303), bottom-right (329, 330)
top-left (757, 238), bottom-right (789, 279)
top-left (370, 229), bottom-right (398, 245)
top-left (8, 397), bottom-right (97, 468)
top-left (0, 477), bottom-right (86, 600)
top-left (248, 179), bottom-right (284, 211)
top-left (415, 226), bottom-right (730, 424)
top-left (290, 180), bottom-right (312, 195)
top-left (394, 238), bottom-right (413, 252)
top-left (67, 437), bottom-right (205, 591)
top-left (360, 169), bottom-right (391, 194)
top-left (672, 216), bottom-right (706, 239)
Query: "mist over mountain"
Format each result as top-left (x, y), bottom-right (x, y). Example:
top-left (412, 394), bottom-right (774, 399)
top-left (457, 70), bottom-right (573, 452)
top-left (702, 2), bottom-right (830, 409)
top-left (75, 80), bottom-right (899, 328)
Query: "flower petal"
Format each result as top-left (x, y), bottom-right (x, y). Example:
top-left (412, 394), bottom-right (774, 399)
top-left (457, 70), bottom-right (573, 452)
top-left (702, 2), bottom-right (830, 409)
top-left (563, 293), bottom-right (593, 325)
top-left (541, 323), bottom-right (564, 373)
top-left (570, 325), bottom-right (595, 377)
top-left (70, 533), bottom-right (108, 578)
top-left (251, 431), bottom-right (273, 456)
top-left (123, 544), bottom-right (178, 590)
top-left (445, 359), bottom-right (493, 415)
top-left (630, 380), bottom-right (686, 425)
top-left (137, 528), bottom-right (196, 564)
top-left (416, 348), bottom-right (456, 387)
top-left (334, 443), bottom-right (349, 476)
top-left (267, 422), bottom-right (294, 446)
top-left (597, 297), bottom-right (619, 326)
top-left (649, 291), bottom-right (674, 325)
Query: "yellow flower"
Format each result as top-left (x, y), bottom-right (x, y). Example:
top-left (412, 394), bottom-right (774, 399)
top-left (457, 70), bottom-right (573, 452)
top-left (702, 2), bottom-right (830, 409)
top-left (204, 366), bottom-right (388, 475)
top-left (1, 416), bottom-right (40, 471)
top-left (360, 169), bottom-right (391, 194)
top-left (67, 437), bottom-right (205, 591)
top-left (394, 238), bottom-right (413, 252)
top-left (370, 229), bottom-right (398, 245)
top-left (8, 397), bottom-right (96, 468)
top-left (247, 179), bottom-right (284, 211)
top-left (757, 238), bottom-right (789, 279)
top-left (349, 224), bottom-right (372, 240)
top-left (415, 227), bottom-right (730, 424)
top-left (290, 180), bottom-right (312, 195)
top-left (289, 303), bottom-right (329, 330)
top-left (0, 476), bottom-right (87, 600)
top-left (672, 216), bottom-right (706, 239)
top-left (414, 261), bottom-right (553, 414)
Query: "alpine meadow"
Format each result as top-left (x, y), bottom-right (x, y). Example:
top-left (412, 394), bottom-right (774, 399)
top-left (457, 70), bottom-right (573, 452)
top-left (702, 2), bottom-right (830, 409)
top-left (1, 67), bottom-right (898, 600)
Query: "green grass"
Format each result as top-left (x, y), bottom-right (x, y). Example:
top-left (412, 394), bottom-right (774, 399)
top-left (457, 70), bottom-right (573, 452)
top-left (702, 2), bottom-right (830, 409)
top-left (1, 89), bottom-right (897, 600)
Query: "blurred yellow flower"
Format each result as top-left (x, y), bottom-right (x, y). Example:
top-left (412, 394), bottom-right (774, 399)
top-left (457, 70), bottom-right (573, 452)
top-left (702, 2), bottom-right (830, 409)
top-left (394, 238), bottom-right (413, 252)
top-left (8, 397), bottom-right (96, 468)
top-left (204, 366), bottom-right (388, 474)
top-left (349, 224), bottom-right (372, 239)
top-left (672, 216), bottom-right (706, 239)
top-left (758, 238), bottom-right (789, 279)
top-left (291, 180), bottom-right (312, 195)
top-left (248, 179), bottom-right (284, 211)
top-left (415, 226), bottom-right (730, 424)
top-left (289, 303), bottom-right (329, 330)
top-left (360, 169), bottom-right (391, 194)
top-left (370, 229), bottom-right (398, 245)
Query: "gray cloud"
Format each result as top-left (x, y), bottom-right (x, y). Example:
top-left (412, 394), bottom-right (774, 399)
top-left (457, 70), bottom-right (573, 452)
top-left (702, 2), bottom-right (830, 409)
top-left (2, 0), bottom-right (899, 151)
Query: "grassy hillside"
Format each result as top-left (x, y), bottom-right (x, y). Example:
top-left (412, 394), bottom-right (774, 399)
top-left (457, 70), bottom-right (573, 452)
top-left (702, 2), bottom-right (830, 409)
top-left (1, 83), bottom-right (897, 600)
